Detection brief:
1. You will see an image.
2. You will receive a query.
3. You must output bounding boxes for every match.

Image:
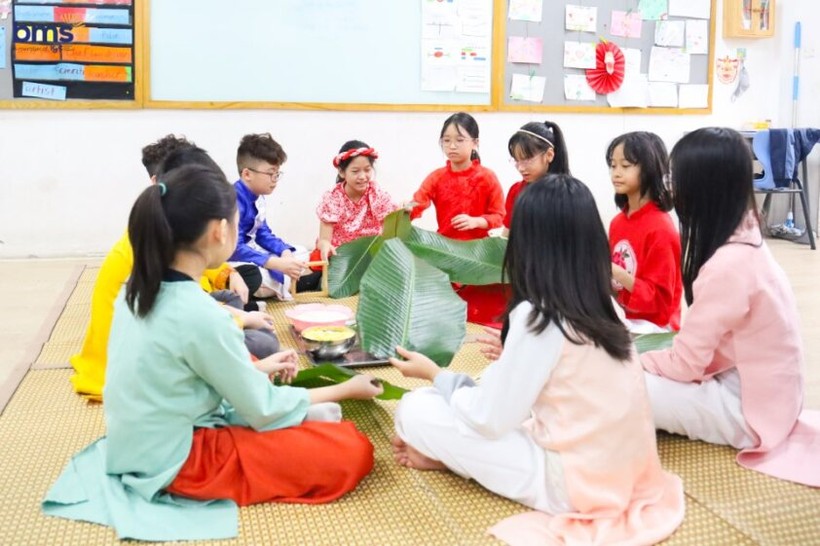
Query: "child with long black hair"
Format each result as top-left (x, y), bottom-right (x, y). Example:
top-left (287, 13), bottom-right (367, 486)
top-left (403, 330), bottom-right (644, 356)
top-left (43, 164), bottom-right (383, 541)
top-left (607, 131), bottom-right (682, 332)
top-left (390, 174), bottom-right (684, 544)
top-left (641, 127), bottom-right (820, 487)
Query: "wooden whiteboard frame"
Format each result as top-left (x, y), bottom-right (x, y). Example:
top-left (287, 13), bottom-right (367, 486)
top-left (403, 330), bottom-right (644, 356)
top-left (142, 0), bottom-right (501, 112)
top-left (495, 0), bottom-right (716, 115)
top-left (0, 0), bottom-right (143, 109)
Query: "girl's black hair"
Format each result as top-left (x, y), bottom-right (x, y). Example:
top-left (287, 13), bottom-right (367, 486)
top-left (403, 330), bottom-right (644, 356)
top-left (336, 139), bottom-right (375, 184)
top-left (156, 145), bottom-right (222, 177)
top-left (507, 121), bottom-right (570, 175)
top-left (501, 174), bottom-right (632, 361)
top-left (670, 127), bottom-right (757, 306)
top-left (126, 164), bottom-right (236, 318)
top-left (606, 131), bottom-right (673, 212)
top-left (440, 112), bottom-right (480, 161)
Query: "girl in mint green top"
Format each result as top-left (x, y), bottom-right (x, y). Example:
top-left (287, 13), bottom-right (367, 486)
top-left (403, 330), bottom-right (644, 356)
top-left (44, 163), bottom-right (383, 542)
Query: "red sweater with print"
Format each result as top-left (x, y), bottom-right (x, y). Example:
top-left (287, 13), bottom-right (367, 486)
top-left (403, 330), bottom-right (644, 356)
top-left (410, 159), bottom-right (505, 240)
top-left (609, 202), bottom-right (682, 330)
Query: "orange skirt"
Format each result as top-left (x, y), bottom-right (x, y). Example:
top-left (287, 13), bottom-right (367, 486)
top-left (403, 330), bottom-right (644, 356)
top-left (166, 421), bottom-right (373, 506)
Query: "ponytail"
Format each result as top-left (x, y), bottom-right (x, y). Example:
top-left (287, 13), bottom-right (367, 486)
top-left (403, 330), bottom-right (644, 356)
top-left (543, 121), bottom-right (570, 175)
top-left (126, 164), bottom-right (235, 317)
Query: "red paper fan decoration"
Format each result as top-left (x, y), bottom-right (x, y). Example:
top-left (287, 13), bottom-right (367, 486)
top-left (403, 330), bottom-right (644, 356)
top-left (585, 40), bottom-right (625, 95)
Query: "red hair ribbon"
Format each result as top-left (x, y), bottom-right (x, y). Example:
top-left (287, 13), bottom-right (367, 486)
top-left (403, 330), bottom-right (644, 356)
top-left (332, 147), bottom-right (379, 168)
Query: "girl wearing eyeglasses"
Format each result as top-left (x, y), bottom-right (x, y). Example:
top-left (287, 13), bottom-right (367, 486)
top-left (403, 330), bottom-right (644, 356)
top-left (501, 121), bottom-right (570, 238)
top-left (407, 112), bottom-right (505, 241)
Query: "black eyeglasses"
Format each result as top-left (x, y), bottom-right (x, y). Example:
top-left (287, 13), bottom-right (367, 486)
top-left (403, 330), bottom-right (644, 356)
top-left (247, 167), bottom-right (284, 181)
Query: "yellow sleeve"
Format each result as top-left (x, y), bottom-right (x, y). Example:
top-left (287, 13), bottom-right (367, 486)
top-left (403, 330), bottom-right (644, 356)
top-left (201, 263), bottom-right (234, 293)
top-left (69, 232), bottom-right (134, 398)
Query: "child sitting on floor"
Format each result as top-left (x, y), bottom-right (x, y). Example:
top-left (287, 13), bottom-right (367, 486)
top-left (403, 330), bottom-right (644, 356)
top-left (228, 133), bottom-right (320, 301)
top-left (390, 174), bottom-right (685, 545)
top-left (314, 140), bottom-right (396, 261)
top-left (607, 131), bottom-right (682, 333)
top-left (641, 127), bottom-right (820, 487)
top-left (69, 135), bottom-right (254, 399)
top-left (43, 163), bottom-right (383, 542)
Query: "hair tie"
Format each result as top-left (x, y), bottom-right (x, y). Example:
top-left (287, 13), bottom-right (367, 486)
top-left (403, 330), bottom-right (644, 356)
top-left (332, 146), bottom-right (379, 168)
top-left (158, 182), bottom-right (167, 196)
top-left (516, 129), bottom-right (554, 148)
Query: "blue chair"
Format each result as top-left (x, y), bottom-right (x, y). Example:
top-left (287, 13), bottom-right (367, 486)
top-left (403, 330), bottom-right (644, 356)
top-left (751, 130), bottom-right (815, 249)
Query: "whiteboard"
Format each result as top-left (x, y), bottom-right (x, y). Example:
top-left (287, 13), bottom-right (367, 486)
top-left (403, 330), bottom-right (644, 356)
top-left (148, 0), bottom-right (493, 106)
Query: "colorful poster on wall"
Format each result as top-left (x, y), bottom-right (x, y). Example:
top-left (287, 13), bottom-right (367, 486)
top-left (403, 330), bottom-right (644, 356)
top-left (10, 0), bottom-right (135, 100)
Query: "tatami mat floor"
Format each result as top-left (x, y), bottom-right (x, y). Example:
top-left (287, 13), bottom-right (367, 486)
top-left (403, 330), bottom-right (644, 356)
top-left (1, 239), bottom-right (819, 545)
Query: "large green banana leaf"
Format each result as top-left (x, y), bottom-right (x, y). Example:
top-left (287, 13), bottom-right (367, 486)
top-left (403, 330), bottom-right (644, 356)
top-left (357, 239), bottom-right (467, 366)
top-left (634, 332), bottom-right (676, 353)
top-left (404, 227), bottom-right (507, 285)
top-left (289, 364), bottom-right (407, 400)
top-left (328, 235), bottom-right (383, 298)
top-left (381, 208), bottom-right (413, 240)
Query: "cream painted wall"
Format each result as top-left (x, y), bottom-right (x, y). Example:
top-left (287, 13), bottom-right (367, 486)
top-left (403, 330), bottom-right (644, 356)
top-left (1, 0), bottom-right (818, 258)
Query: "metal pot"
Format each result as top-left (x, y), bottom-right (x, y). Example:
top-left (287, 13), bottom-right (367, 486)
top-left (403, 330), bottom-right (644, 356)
top-left (301, 326), bottom-right (357, 360)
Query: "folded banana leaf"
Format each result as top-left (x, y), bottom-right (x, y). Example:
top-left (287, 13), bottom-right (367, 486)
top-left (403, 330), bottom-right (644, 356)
top-left (381, 208), bottom-right (413, 240)
top-left (634, 332), bottom-right (676, 353)
top-left (404, 227), bottom-right (507, 285)
top-left (357, 239), bottom-right (466, 366)
top-left (290, 364), bottom-right (407, 400)
top-left (328, 235), bottom-right (383, 298)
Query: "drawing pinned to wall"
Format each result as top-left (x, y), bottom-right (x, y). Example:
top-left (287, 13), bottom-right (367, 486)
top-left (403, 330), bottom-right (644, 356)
top-left (685, 19), bottom-right (708, 54)
top-left (716, 52), bottom-right (740, 84)
top-left (563, 41), bottom-right (596, 69)
top-left (565, 5), bottom-right (596, 33)
top-left (638, 0), bottom-right (668, 21)
top-left (648, 82), bottom-right (678, 106)
top-left (508, 0), bottom-right (542, 23)
top-left (611, 10), bottom-right (642, 39)
top-left (0, 0), bottom-right (9, 19)
top-left (564, 74), bottom-right (595, 100)
top-left (648, 46), bottom-right (690, 83)
top-left (419, 0), bottom-right (491, 94)
top-left (9, 0), bottom-right (135, 100)
top-left (508, 36), bottom-right (542, 64)
top-left (510, 72), bottom-right (546, 101)
top-left (655, 20), bottom-right (685, 47)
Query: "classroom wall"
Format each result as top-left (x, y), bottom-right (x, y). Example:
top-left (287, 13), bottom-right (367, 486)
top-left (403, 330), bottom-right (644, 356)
top-left (1, 0), bottom-right (818, 258)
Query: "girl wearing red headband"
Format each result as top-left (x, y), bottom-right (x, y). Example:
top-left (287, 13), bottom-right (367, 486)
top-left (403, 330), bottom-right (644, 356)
top-left (314, 140), bottom-right (397, 261)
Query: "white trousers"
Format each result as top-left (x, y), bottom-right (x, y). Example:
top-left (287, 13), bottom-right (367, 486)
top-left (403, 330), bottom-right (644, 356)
top-left (394, 387), bottom-right (571, 514)
top-left (644, 369), bottom-right (757, 449)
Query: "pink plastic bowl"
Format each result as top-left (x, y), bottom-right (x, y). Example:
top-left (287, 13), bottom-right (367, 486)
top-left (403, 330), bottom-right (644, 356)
top-left (284, 303), bottom-right (355, 333)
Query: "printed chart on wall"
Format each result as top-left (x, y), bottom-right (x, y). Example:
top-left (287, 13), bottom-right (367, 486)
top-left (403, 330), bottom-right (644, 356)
top-left (0, 0), bottom-right (136, 102)
top-left (501, 0), bottom-right (714, 112)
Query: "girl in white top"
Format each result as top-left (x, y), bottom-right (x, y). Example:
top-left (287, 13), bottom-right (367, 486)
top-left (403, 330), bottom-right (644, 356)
top-left (390, 175), bottom-right (684, 545)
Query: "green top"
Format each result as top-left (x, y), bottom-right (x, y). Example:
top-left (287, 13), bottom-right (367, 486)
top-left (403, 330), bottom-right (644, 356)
top-left (44, 279), bottom-right (310, 541)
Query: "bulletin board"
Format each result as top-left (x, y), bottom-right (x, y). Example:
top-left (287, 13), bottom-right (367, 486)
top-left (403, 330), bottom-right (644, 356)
top-left (498, 0), bottom-right (716, 114)
top-left (0, 0), bottom-right (141, 109)
top-left (144, 0), bottom-right (497, 111)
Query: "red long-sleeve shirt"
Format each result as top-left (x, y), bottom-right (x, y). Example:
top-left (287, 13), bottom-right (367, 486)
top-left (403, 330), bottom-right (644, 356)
top-left (411, 159), bottom-right (505, 241)
top-left (609, 202), bottom-right (682, 330)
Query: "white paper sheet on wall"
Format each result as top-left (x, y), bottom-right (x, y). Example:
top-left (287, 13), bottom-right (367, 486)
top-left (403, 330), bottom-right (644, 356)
top-left (655, 20), bottom-right (685, 47)
top-left (563, 41), bottom-right (597, 69)
top-left (510, 73), bottom-right (546, 102)
top-left (685, 19), bottom-right (708, 54)
top-left (564, 74), bottom-right (596, 101)
top-left (648, 47), bottom-right (691, 83)
top-left (668, 0), bottom-right (711, 19)
top-left (508, 0), bottom-right (542, 22)
top-left (566, 4), bottom-right (597, 32)
top-left (607, 73), bottom-right (649, 107)
top-left (678, 84), bottom-right (709, 107)
top-left (648, 82), bottom-right (679, 106)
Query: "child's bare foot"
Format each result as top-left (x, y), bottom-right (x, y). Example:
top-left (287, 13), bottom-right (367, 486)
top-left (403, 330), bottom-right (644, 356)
top-left (391, 436), bottom-right (447, 471)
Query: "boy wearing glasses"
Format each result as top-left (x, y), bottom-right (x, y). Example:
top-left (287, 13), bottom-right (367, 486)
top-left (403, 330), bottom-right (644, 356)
top-left (230, 133), bottom-right (319, 301)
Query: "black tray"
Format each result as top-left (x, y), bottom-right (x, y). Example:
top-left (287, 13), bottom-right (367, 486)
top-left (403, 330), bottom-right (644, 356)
top-left (290, 326), bottom-right (390, 368)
